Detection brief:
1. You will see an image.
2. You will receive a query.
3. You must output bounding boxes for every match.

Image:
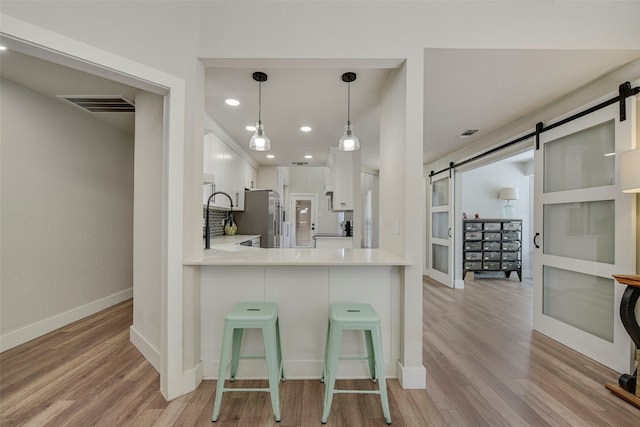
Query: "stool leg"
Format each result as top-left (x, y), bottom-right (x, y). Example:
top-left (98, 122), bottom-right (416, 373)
top-left (371, 325), bottom-right (391, 424)
top-left (263, 321), bottom-right (282, 422)
top-left (275, 318), bottom-right (285, 381)
top-left (212, 322), bottom-right (234, 422)
top-left (321, 318), bottom-right (330, 383)
top-left (321, 325), bottom-right (342, 424)
top-left (364, 329), bottom-right (377, 382)
top-left (230, 328), bottom-right (244, 381)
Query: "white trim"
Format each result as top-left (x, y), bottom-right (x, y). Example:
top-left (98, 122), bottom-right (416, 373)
top-left (396, 360), bottom-right (427, 389)
top-left (454, 279), bottom-right (465, 289)
top-left (129, 325), bottom-right (161, 373)
top-left (1, 289), bottom-right (132, 352)
top-left (182, 362), bottom-right (203, 394)
top-left (1, 14), bottom-right (186, 400)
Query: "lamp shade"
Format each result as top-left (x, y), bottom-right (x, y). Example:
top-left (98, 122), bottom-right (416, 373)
top-left (498, 187), bottom-right (519, 201)
top-left (620, 148), bottom-right (640, 193)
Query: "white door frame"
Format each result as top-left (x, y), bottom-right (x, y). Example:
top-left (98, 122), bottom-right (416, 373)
top-left (290, 193), bottom-right (318, 248)
top-left (1, 15), bottom-right (187, 399)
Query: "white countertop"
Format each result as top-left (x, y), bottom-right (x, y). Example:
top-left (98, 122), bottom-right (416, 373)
top-left (186, 247), bottom-right (412, 266)
top-left (207, 234), bottom-right (261, 246)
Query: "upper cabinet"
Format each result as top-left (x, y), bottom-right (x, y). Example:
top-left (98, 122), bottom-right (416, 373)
top-left (328, 149), bottom-right (354, 211)
top-left (203, 132), bottom-right (255, 211)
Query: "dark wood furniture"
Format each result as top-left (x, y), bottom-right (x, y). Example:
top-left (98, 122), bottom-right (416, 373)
top-left (606, 274), bottom-right (640, 408)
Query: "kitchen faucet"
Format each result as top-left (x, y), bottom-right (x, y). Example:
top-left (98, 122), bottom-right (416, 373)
top-left (205, 191), bottom-right (234, 249)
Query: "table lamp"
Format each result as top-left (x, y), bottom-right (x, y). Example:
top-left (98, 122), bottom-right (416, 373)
top-left (620, 148), bottom-right (640, 193)
top-left (499, 187), bottom-right (519, 218)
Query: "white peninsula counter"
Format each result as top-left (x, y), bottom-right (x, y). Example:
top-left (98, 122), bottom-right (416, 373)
top-left (184, 248), bottom-right (414, 384)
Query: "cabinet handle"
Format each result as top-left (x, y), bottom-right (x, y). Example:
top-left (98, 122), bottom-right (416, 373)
top-left (533, 232), bottom-right (540, 248)
top-left (448, 227), bottom-right (452, 238)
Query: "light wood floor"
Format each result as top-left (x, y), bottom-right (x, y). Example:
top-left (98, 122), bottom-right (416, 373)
top-left (2, 277), bottom-right (638, 426)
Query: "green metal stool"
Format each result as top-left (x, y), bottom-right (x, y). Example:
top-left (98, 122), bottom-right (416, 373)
top-left (320, 303), bottom-right (391, 424)
top-left (212, 302), bottom-right (285, 422)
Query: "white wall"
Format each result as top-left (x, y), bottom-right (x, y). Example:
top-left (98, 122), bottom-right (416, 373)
top-left (461, 157), bottom-right (533, 278)
top-left (130, 90), bottom-right (164, 369)
top-left (257, 166), bottom-right (278, 191)
top-left (0, 78), bottom-right (133, 350)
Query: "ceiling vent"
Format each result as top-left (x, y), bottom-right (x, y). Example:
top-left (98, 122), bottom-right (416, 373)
top-left (58, 95), bottom-right (135, 113)
top-left (291, 161), bottom-right (309, 166)
top-left (458, 129), bottom-right (479, 138)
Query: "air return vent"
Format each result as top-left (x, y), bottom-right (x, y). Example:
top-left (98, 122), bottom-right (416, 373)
top-left (291, 161), bottom-right (309, 166)
top-left (58, 95), bottom-right (135, 113)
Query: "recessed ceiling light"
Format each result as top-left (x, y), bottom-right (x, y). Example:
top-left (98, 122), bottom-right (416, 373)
top-left (245, 125), bottom-right (256, 132)
top-left (0, 46), bottom-right (7, 51)
top-left (304, 155), bottom-right (313, 159)
top-left (225, 99), bottom-right (240, 106)
top-left (266, 154), bottom-right (275, 159)
top-left (458, 129), bottom-right (479, 138)
top-left (300, 126), bottom-right (312, 132)
top-left (604, 152), bottom-right (616, 157)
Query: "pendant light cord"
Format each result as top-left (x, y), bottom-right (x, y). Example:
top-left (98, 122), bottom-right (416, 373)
top-left (347, 81), bottom-right (351, 125)
top-left (258, 81), bottom-right (262, 125)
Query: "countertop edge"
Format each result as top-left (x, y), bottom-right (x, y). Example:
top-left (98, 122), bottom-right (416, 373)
top-left (184, 248), bottom-right (413, 267)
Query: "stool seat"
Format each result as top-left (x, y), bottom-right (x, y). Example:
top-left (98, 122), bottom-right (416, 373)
top-left (321, 302), bottom-right (391, 424)
top-left (330, 302), bottom-right (380, 324)
top-left (227, 302), bottom-right (279, 323)
top-left (212, 302), bottom-right (285, 423)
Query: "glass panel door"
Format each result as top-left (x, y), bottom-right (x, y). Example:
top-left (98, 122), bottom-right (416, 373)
top-left (429, 173), bottom-right (454, 287)
top-left (290, 194), bottom-right (317, 248)
top-left (534, 100), bottom-right (636, 373)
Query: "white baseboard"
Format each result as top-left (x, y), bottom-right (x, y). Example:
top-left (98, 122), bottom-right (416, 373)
top-left (202, 359), bottom-right (397, 380)
top-left (396, 360), bottom-right (427, 389)
top-left (129, 325), bottom-right (161, 373)
top-left (0, 288), bottom-right (133, 352)
top-left (182, 362), bottom-right (203, 394)
top-left (454, 279), bottom-right (465, 289)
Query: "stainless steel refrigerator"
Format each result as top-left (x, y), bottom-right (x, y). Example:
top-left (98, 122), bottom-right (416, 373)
top-left (234, 189), bottom-right (281, 248)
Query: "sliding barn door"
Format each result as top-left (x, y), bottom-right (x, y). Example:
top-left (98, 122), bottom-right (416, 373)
top-left (429, 173), bottom-right (455, 287)
top-left (533, 99), bottom-right (636, 373)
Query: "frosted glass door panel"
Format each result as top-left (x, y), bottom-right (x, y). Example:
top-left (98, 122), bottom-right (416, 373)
top-left (543, 200), bottom-right (614, 264)
top-left (431, 177), bottom-right (449, 207)
top-left (543, 120), bottom-right (615, 193)
top-left (543, 266), bottom-right (614, 342)
top-left (428, 173), bottom-right (454, 287)
top-left (431, 244), bottom-right (448, 274)
top-left (432, 212), bottom-right (449, 240)
top-left (295, 200), bottom-right (311, 247)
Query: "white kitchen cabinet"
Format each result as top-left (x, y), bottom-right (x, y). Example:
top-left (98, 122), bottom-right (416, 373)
top-left (244, 162), bottom-right (256, 191)
top-left (203, 132), bottom-right (257, 211)
top-left (225, 147), bottom-right (245, 210)
top-left (332, 150), bottom-right (353, 211)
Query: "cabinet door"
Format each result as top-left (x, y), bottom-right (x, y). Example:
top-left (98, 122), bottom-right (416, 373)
top-left (208, 134), bottom-right (229, 209)
top-left (225, 148), bottom-right (245, 211)
top-left (333, 151), bottom-right (353, 210)
top-left (244, 162), bottom-right (256, 190)
top-left (203, 133), bottom-right (217, 205)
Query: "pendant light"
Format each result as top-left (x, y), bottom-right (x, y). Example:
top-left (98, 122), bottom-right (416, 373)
top-left (339, 72), bottom-right (360, 151)
top-left (249, 71), bottom-right (271, 151)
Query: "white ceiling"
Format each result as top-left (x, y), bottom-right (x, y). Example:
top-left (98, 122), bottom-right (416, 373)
top-left (2, 48), bottom-right (639, 171)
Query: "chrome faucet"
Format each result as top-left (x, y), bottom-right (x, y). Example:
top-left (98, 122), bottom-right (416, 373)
top-left (205, 191), bottom-right (234, 249)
